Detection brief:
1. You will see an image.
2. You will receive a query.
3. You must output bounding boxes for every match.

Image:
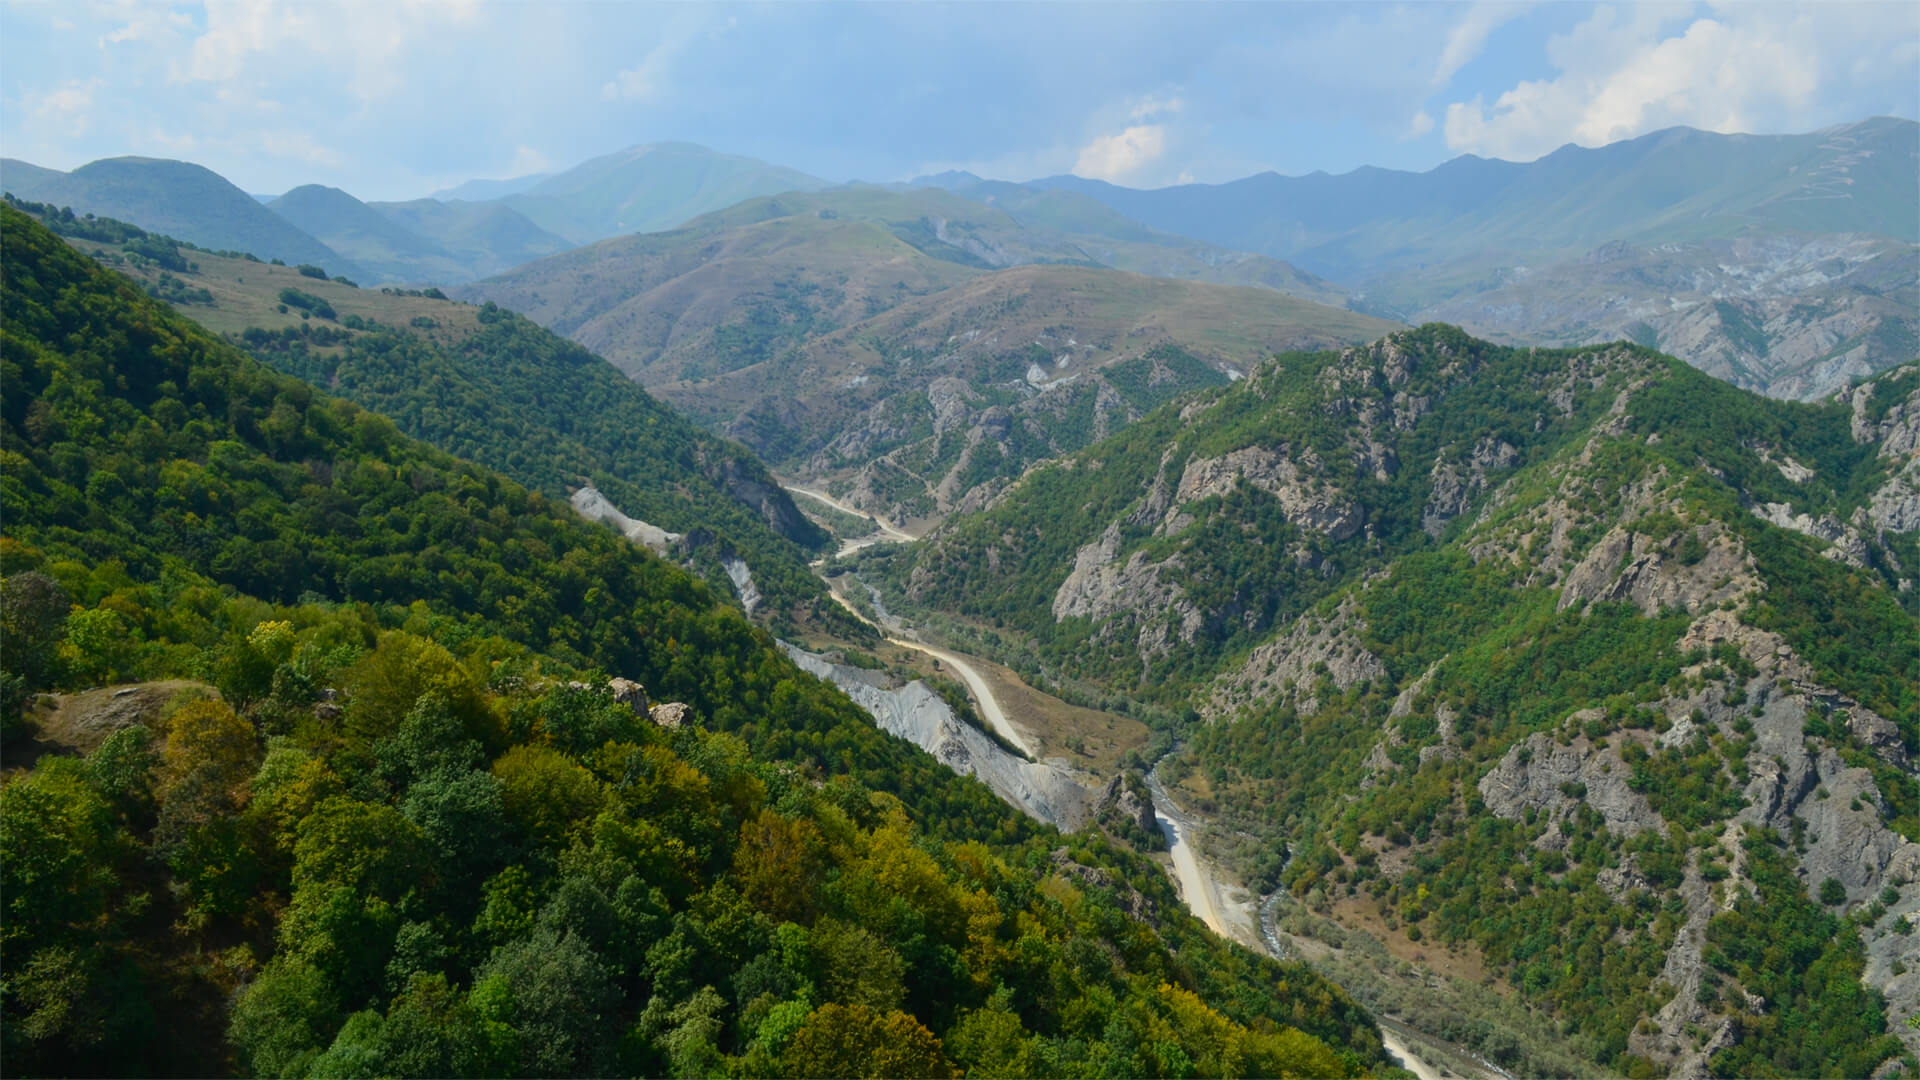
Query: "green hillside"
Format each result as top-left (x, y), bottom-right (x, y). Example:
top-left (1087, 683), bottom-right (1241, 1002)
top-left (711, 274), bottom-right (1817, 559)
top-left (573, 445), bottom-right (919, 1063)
top-left (1, 156), bottom-right (360, 279)
top-left (14, 200), bottom-right (841, 628)
top-left (861, 325), bottom-right (1920, 1076)
top-left (0, 204), bottom-right (1385, 1078)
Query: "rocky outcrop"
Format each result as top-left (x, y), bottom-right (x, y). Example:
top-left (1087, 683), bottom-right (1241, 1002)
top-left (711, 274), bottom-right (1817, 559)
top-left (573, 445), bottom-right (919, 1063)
top-left (1205, 597), bottom-right (1385, 718)
top-left (609, 678), bottom-right (650, 716)
top-left (569, 485), bottom-right (683, 554)
top-left (722, 556), bottom-right (761, 615)
top-left (781, 642), bottom-right (1096, 831)
top-left (1169, 446), bottom-right (1361, 540)
top-left (712, 456), bottom-right (818, 545)
top-left (1557, 522), bottom-right (1759, 615)
top-left (649, 702), bottom-right (691, 728)
top-left (1423, 436), bottom-right (1519, 536)
top-left (1478, 728), bottom-right (1662, 837)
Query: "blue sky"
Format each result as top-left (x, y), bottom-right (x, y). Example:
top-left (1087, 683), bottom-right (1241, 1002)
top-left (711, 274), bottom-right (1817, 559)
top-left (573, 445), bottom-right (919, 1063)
top-left (3, 1), bottom-right (1916, 201)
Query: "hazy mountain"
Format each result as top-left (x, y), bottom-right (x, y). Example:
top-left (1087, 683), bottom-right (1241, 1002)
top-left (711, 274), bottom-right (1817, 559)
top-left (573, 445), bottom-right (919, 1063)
top-left (268, 184), bottom-right (467, 284)
top-left (941, 179), bottom-right (1347, 305)
top-left (1026, 118), bottom-right (1919, 398)
top-left (267, 184), bottom-right (575, 284)
top-left (863, 324), bottom-right (1920, 1077)
top-left (0, 158), bottom-right (67, 200)
top-left (500, 141), bottom-right (832, 244)
top-left (457, 186), bottom-right (1391, 525)
top-left (0, 156), bottom-right (360, 277)
top-left (1406, 233), bottom-right (1919, 400)
top-left (367, 198), bottom-right (573, 276)
top-left (426, 172), bottom-right (552, 201)
top-left (1035, 118), bottom-right (1919, 281)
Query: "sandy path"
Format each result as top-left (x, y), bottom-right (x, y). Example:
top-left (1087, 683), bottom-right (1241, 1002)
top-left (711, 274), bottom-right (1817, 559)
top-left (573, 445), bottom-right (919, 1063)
top-left (1157, 808), bottom-right (1229, 935)
top-left (1379, 1026), bottom-right (1447, 1080)
top-left (781, 483), bottom-right (914, 543)
top-left (884, 637), bottom-right (1038, 758)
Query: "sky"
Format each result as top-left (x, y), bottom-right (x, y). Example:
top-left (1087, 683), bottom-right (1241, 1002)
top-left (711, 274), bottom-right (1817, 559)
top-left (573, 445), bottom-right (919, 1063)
top-left (2, 1), bottom-right (1916, 201)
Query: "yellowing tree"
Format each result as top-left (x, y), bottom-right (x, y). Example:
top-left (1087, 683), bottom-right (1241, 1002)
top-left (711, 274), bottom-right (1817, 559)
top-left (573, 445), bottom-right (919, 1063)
top-left (780, 1003), bottom-right (955, 1079)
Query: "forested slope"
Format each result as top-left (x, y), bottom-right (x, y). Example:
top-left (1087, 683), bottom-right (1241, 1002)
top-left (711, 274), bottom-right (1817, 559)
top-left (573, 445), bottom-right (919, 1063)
top-left (868, 324), bottom-right (1920, 1076)
top-left (0, 206), bottom-right (1384, 1077)
top-left (11, 197), bottom-right (842, 629)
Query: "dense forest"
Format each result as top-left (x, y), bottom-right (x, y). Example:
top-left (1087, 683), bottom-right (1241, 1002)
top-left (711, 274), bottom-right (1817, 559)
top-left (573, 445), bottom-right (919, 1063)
top-left (0, 205), bottom-right (1390, 1076)
top-left (8, 195), bottom-right (846, 633)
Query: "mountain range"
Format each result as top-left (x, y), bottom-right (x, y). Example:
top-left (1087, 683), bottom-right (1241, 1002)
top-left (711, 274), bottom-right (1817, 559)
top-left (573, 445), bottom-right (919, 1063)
top-left (6, 109), bottom-right (1919, 1080)
top-left (857, 324), bottom-right (1920, 1077)
top-left (8, 120), bottom-right (1914, 399)
top-left (454, 185), bottom-right (1394, 525)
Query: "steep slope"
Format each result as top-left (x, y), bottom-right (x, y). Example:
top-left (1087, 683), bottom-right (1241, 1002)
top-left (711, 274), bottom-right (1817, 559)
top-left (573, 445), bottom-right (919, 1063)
top-left (695, 264), bottom-right (1397, 527)
top-left (0, 204), bottom-right (1386, 1078)
top-left (458, 187), bottom-right (1394, 527)
top-left (367, 198), bottom-right (573, 278)
top-left (1402, 233), bottom-right (1918, 401)
top-left (865, 325), bottom-right (1919, 1076)
top-left (501, 141), bottom-right (831, 244)
top-left (18, 202), bottom-right (837, 627)
top-left (0, 156), bottom-right (360, 277)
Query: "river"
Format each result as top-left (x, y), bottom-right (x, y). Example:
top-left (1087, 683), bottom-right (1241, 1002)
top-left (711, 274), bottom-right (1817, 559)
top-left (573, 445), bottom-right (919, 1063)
top-left (786, 492), bottom-right (1452, 1079)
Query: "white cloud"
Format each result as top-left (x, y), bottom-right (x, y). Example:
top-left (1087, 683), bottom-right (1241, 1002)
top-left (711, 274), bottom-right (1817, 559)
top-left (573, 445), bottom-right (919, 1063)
top-left (181, 0), bottom-right (482, 102)
top-left (1130, 95), bottom-right (1185, 121)
top-left (507, 145), bottom-right (552, 176)
top-left (1432, 2), bottom-right (1534, 87)
top-left (260, 131), bottom-right (343, 168)
top-left (1074, 123), bottom-right (1170, 182)
top-left (1404, 109), bottom-right (1435, 139)
top-left (24, 78), bottom-right (104, 136)
top-left (1442, 2), bottom-right (1914, 160)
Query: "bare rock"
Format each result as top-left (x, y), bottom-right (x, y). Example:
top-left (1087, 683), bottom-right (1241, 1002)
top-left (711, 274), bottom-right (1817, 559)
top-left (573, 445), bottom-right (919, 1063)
top-left (608, 677), bottom-right (650, 717)
top-left (1170, 445), bottom-right (1361, 540)
top-left (649, 702), bottom-right (692, 729)
top-left (1478, 729), bottom-right (1662, 836)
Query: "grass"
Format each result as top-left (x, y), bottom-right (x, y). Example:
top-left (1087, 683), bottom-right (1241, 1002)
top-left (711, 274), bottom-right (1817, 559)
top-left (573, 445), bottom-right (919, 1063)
top-left (76, 240), bottom-right (481, 344)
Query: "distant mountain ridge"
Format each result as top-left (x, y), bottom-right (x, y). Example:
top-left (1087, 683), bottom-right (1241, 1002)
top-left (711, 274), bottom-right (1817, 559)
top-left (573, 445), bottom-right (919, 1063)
top-left (1030, 118), bottom-right (1919, 281)
top-left (1, 156), bottom-right (362, 277)
top-left (499, 141), bottom-right (833, 244)
top-left (457, 185), bottom-right (1395, 529)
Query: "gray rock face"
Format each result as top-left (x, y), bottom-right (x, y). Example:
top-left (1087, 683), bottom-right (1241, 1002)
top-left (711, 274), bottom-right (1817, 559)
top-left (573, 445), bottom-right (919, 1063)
top-left (1170, 445), bottom-right (1361, 540)
top-left (1094, 773), bottom-right (1160, 839)
top-left (781, 642), bottom-right (1096, 831)
top-left (1423, 436), bottom-right (1519, 537)
top-left (1205, 597), bottom-right (1385, 718)
top-left (608, 677), bottom-right (650, 716)
top-left (649, 702), bottom-right (691, 728)
top-left (1478, 729), bottom-right (1662, 837)
top-left (1557, 523), bottom-right (1758, 615)
top-left (569, 485), bottom-right (683, 554)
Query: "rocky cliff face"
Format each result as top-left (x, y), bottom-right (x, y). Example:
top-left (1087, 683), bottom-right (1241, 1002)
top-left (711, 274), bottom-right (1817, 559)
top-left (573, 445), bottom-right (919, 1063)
top-left (780, 643), bottom-right (1097, 831)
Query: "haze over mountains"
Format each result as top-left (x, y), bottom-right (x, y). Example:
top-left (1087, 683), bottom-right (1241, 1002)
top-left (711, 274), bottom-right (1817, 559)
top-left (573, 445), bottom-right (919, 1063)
top-left (6, 118), bottom-right (1914, 400)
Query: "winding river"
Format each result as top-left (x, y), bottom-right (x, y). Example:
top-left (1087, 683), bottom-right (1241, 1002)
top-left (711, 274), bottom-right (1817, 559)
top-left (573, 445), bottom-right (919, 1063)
top-left (783, 482), bottom-right (1451, 1080)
